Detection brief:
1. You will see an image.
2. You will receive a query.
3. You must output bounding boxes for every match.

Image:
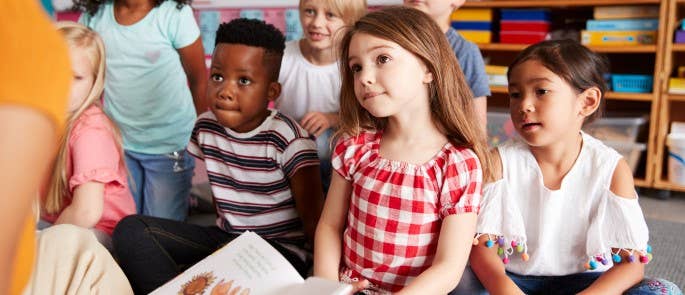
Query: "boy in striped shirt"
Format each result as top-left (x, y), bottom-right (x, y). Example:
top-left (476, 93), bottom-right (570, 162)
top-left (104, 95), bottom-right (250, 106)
top-left (112, 18), bottom-right (325, 294)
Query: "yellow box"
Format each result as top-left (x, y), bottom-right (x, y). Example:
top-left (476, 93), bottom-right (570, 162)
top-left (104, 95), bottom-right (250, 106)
top-left (669, 78), bottom-right (685, 94)
top-left (593, 6), bottom-right (659, 20)
top-left (457, 30), bottom-right (492, 44)
top-left (485, 65), bottom-right (508, 75)
top-left (451, 9), bottom-right (493, 21)
top-left (581, 30), bottom-right (657, 46)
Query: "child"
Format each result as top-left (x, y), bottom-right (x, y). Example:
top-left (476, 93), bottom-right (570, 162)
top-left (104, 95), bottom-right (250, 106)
top-left (40, 21), bottom-right (135, 251)
top-left (314, 7), bottom-right (492, 294)
top-left (76, 0), bottom-right (207, 221)
top-left (276, 0), bottom-right (367, 192)
top-left (470, 40), bottom-right (681, 295)
top-left (404, 0), bottom-right (490, 128)
top-left (112, 18), bottom-right (325, 294)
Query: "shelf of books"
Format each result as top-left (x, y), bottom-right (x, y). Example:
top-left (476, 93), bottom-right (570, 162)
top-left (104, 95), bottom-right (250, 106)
top-left (463, 0), bottom-right (660, 8)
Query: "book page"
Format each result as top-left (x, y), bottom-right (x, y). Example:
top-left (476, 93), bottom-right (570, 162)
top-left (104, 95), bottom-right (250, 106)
top-left (150, 231), bottom-right (304, 295)
top-left (284, 277), bottom-right (353, 295)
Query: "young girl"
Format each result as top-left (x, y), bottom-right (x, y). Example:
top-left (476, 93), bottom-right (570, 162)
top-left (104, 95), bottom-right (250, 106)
top-left (314, 7), bottom-right (492, 294)
top-left (76, 0), bottom-right (207, 221)
top-left (40, 22), bottom-right (135, 251)
top-left (276, 0), bottom-right (367, 192)
top-left (470, 40), bottom-right (681, 295)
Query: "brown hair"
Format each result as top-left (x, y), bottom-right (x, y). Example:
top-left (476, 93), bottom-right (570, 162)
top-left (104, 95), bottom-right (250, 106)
top-left (507, 39), bottom-right (609, 124)
top-left (337, 6), bottom-right (492, 181)
top-left (44, 22), bottom-right (125, 214)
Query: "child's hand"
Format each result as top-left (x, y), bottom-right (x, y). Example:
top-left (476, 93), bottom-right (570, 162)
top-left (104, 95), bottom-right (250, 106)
top-left (349, 279), bottom-right (370, 293)
top-left (300, 112), bottom-right (331, 137)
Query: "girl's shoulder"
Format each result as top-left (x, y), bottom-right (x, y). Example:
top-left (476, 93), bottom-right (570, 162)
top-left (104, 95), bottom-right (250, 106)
top-left (71, 106), bottom-right (115, 136)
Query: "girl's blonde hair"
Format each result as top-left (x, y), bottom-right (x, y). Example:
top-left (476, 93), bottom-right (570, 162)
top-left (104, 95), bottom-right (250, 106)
top-left (337, 6), bottom-right (492, 181)
top-left (300, 0), bottom-right (368, 26)
top-left (44, 21), bottom-right (124, 214)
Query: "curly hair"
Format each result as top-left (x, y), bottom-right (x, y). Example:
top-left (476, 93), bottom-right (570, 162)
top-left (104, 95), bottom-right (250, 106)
top-left (215, 18), bottom-right (286, 81)
top-left (73, 0), bottom-right (190, 16)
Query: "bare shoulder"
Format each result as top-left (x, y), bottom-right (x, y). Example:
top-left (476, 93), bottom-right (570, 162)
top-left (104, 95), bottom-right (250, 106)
top-left (609, 158), bottom-right (637, 199)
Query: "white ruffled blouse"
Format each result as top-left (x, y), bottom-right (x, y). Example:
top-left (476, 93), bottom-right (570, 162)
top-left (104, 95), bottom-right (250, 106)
top-left (476, 133), bottom-right (650, 276)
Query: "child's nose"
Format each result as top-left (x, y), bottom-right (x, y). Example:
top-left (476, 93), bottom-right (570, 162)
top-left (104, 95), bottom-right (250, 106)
top-left (218, 85), bottom-right (235, 101)
top-left (358, 69), bottom-right (374, 85)
top-left (312, 13), bottom-right (325, 27)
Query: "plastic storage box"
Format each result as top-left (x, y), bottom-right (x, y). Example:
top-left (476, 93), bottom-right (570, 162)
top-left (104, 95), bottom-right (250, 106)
top-left (487, 111), bottom-right (517, 147)
top-left (604, 141), bottom-right (646, 174)
top-left (583, 116), bottom-right (648, 143)
top-left (610, 74), bottom-right (653, 93)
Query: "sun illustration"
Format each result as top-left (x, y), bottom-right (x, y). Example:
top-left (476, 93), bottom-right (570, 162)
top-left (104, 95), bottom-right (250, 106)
top-left (179, 272), bottom-right (217, 295)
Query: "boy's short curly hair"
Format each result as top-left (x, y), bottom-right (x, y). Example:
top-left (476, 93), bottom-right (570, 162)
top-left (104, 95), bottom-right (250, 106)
top-left (215, 18), bottom-right (286, 81)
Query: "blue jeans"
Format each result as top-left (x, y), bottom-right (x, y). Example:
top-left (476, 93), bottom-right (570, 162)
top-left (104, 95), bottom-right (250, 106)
top-left (316, 128), bottom-right (333, 194)
top-left (450, 268), bottom-right (682, 295)
top-left (125, 149), bottom-right (195, 221)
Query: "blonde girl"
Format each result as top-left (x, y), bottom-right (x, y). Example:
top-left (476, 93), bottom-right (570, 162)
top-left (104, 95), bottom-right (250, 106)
top-left (314, 7), bottom-right (491, 294)
top-left (275, 0), bottom-right (367, 192)
top-left (41, 22), bottom-right (135, 250)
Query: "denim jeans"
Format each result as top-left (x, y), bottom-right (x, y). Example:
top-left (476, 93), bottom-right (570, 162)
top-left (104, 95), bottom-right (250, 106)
top-left (449, 268), bottom-right (682, 295)
top-left (112, 215), bottom-right (309, 294)
top-left (125, 149), bottom-right (194, 221)
top-left (316, 128), bottom-right (333, 194)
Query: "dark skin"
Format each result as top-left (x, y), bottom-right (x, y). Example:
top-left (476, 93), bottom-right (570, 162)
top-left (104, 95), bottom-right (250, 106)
top-left (207, 43), bottom-right (324, 245)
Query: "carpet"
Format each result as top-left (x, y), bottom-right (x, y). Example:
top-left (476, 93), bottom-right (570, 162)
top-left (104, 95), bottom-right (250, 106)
top-left (646, 218), bottom-right (685, 289)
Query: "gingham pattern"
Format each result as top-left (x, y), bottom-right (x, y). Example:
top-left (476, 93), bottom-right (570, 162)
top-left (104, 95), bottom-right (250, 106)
top-left (332, 131), bottom-right (482, 292)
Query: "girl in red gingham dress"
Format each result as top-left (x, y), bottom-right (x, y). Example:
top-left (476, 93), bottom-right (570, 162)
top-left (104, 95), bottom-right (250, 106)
top-left (313, 7), bottom-right (494, 295)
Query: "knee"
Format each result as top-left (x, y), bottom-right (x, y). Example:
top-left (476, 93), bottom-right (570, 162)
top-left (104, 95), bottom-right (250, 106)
top-left (629, 278), bottom-right (683, 295)
top-left (112, 215), bottom-right (149, 251)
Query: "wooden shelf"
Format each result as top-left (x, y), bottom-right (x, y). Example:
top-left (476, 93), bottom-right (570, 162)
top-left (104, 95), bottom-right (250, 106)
top-left (654, 180), bottom-right (685, 192)
top-left (464, 0), bottom-right (660, 7)
top-left (634, 178), bottom-right (649, 188)
top-left (667, 94), bottom-right (685, 101)
top-left (490, 86), bottom-right (654, 101)
top-left (478, 43), bottom-right (657, 53)
top-left (672, 44), bottom-right (685, 52)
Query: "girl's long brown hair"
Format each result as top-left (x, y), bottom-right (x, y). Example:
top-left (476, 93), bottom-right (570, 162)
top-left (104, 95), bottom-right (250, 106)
top-left (337, 6), bottom-right (493, 181)
top-left (44, 22), bottom-right (125, 214)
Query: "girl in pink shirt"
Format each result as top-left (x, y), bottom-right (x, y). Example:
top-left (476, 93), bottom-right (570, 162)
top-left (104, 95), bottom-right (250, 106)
top-left (41, 22), bottom-right (135, 250)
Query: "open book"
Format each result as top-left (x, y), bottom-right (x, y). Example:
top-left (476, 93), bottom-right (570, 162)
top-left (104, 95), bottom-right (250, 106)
top-left (150, 231), bottom-right (352, 295)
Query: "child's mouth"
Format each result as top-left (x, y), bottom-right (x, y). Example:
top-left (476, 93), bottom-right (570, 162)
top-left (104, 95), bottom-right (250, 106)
top-left (521, 122), bottom-right (542, 131)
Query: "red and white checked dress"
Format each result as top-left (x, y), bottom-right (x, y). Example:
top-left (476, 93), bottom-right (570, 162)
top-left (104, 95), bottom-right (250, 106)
top-left (332, 131), bottom-right (483, 293)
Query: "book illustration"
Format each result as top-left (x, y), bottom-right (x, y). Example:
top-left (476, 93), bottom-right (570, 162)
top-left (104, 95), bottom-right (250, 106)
top-left (151, 231), bottom-right (352, 295)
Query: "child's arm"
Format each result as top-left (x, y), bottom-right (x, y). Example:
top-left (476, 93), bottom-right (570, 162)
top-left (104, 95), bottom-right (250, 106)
top-left (469, 149), bottom-right (525, 295)
top-left (300, 112), bottom-right (339, 137)
top-left (395, 213), bottom-right (477, 295)
top-left (178, 38), bottom-right (208, 115)
top-left (314, 172), bottom-right (352, 281)
top-left (54, 182), bottom-right (105, 228)
top-left (470, 235), bottom-right (525, 295)
top-left (289, 165), bottom-right (325, 247)
top-left (578, 159), bottom-right (644, 295)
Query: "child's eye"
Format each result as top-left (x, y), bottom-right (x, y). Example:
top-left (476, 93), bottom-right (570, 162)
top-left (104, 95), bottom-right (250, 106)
top-left (509, 91), bottom-right (521, 99)
top-left (238, 78), bottom-right (251, 85)
top-left (303, 8), bottom-right (315, 16)
top-left (350, 64), bottom-right (362, 73)
top-left (377, 55), bottom-right (391, 64)
top-left (211, 74), bottom-right (223, 82)
top-left (73, 75), bottom-right (83, 81)
top-left (536, 89), bottom-right (550, 96)
top-left (326, 12), bottom-right (337, 18)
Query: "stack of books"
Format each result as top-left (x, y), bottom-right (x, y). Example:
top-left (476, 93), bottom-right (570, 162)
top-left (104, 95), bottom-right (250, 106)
top-left (485, 65), bottom-right (508, 87)
top-left (581, 6), bottom-right (659, 46)
top-left (450, 8), bottom-right (493, 44)
top-left (499, 9), bottom-right (550, 44)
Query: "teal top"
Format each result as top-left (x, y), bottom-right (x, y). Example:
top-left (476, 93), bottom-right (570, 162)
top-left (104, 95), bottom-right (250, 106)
top-left (81, 1), bottom-right (200, 154)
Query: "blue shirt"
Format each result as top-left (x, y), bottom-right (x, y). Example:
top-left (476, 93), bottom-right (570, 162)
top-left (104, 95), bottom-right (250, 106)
top-left (446, 27), bottom-right (491, 98)
top-left (80, 1), bottom-right (200, 154)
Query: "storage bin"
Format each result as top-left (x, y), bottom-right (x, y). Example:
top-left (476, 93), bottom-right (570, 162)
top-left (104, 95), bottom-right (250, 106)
top-left (611, 74), bottom-right (653, 93)
top-left (487, 111), bottom-right (517, 147)
top-left (667, 134), bottom-right (685, 185)
top-left (583, 116), bottom-right (647, 143)
top-left (604, 141), bottom-right (646, 174)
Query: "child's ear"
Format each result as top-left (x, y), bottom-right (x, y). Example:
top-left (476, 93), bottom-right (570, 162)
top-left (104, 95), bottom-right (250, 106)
top-left (579, 86), bottom-right (601, 117)
top-left (452, 0), bottom-right (466, 10)
top-left (267, 82), bottom-right (281, 102)
top-left (423, 71), bottom-right (434, 84)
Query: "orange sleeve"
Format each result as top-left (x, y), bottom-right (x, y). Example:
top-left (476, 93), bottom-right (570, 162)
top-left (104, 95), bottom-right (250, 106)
top-left (0, 1), bottom-right (71, 294)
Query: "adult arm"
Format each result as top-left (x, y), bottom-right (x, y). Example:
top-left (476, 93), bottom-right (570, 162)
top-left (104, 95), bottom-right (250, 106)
top-left (289, 165), bottom-right (325, 247)
top-left (178, 38), bottom-right (208, 115)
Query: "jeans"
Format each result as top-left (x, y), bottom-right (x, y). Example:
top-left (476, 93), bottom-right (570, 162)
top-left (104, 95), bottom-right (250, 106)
top-left (112, 215), bottom-right (310, 294)
top-left (125, 149), bottom-right (195, 221)
top-left (316, 128), bottom-right (333, 194)
top-left (450, 268), bottom-right (682, 295)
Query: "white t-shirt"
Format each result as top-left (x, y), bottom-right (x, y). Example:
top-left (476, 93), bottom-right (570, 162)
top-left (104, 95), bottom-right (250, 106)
top-left (477, 132), bottom-right (649, 276)
top-left (275, 40), bottom-right (341, 122)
